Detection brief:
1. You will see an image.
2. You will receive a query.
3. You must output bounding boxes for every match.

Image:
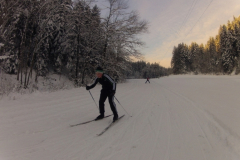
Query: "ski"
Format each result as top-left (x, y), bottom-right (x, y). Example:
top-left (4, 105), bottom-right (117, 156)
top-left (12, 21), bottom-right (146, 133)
top-left (70, 114), bottom-right (112, 127)
top-left (97, 115), bottom-right (125, 136)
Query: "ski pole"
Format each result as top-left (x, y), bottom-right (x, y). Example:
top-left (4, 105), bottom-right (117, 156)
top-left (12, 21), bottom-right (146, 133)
top-left (89, 90), bottom-right (98, 109)
top-left (114, 96), bottom-right (132, 117)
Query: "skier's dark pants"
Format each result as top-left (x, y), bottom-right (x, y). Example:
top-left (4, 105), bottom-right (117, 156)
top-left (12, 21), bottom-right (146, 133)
top-left (145, 80), bottom-right (150, 83)
top-left (99, 90), bottom-right (118, 116)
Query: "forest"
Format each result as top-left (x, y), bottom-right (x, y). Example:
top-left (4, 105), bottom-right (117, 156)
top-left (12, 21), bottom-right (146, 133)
top-left (127, 61), bottom-right (170, 79)
top-left (0, 0), bottom-right (163, 88)
top-left (171, 15), bottom-right (240, 75)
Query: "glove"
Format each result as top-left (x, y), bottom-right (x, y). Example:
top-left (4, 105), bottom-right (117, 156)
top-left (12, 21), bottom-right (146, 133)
top-left (86, 86), bottom-right (91, 90)
top-left (109, 90), bottom-right (115, 96)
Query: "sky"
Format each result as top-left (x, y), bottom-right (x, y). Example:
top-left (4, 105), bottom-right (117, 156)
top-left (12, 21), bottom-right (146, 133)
top-left (94, 0), bottom-right (240, 68)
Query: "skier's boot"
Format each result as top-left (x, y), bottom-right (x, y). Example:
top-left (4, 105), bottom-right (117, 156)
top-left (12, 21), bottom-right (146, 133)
top-left (95, 114), bottom-right (104, 121)
top-left (113, 114), bottom-right (118, 122)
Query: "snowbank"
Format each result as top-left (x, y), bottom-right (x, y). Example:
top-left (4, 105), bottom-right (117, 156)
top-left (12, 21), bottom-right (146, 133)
top-left (0, 73), bottom-right (75, 100)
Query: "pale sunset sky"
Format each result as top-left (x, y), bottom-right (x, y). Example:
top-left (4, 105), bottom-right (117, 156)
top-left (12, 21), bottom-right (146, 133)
top-left (94, 0), bottom-right (240, 68)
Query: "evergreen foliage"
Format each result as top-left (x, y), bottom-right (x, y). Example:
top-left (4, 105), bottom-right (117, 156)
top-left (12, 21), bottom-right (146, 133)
top-left (171, 15), bottom-right (240, 75)
top-left (128, 61), bottom-right (170, 79)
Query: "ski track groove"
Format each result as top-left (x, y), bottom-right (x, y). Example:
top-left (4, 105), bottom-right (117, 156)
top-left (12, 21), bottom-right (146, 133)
top-left (182, 105), bottom-right (208, 160)
top-left (152, 78), bottom-right (240, 159)
top-left (153, 80), bottom-right (217, 160)
top-left (141, 83), bottom-right (162, 160)
top-left (156, 81), bottom-right (172, 160)
top-left (164, 108), bottom-right (171, 160)
top-left (127, 83), bottom-right (156, 160)
top-left (152, 80), bottom-right (187, 160)
top-left (149, 81), bottom-right (170, 160)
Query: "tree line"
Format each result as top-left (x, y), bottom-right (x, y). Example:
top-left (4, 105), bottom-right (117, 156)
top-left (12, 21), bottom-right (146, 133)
top-left (126, 61), bottom-right (171, 79)
top-left (171, 15), bottom-right (240, 75)
top-left (0, 0), bottom-right (148, 87)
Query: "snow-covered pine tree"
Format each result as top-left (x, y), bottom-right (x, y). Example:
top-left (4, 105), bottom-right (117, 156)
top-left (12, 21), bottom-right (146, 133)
top-left (189, 42), bottom-right (201, 74)
top-left (62, 1), bottom-right (102, 85)
top-left (220, 25), bottom-right (235, 74)
top-left (198, 44), bottom-right (207, 73)
top-left (181, 43), bottom-right (189, 73)
top-left (205, 37), bottom-right (218, 73)
top-left (171, 46), bottom-right (179, 74)
top-left (234, 23), bottom-right (240, 74)
top-left (171, 44), bottom-right (188, 74)
top-left (0, 0), bottom-right (42, 87)
top-left (0, 0), bottom-right (22, 75)
top-left (36, 0), bottom-right (72, 76)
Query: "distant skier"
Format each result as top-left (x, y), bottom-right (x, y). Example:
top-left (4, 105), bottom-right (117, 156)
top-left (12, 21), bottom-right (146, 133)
top-left (145, 77), bottom-right (150, 83)
top-left (86, 67), bottom-right (118, 122)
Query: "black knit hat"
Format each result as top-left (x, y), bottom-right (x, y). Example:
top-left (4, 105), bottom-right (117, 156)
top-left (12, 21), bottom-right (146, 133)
top-left (96, 66), bottom-right (103, 73)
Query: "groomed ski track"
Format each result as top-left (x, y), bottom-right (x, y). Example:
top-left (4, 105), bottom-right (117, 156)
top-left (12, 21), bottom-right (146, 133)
top-left (1, 75), bottom-right (240, 160)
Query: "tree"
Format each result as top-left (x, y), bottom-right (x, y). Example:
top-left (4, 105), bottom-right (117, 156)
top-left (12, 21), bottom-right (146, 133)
top-left (171, 15), bottom-right (240, 75)
top-left (198, 44), bottom-right (207, 73)
top-left (233, 23), bottom-right (240, 74)
top-left (128, 61), bottom-right (169, 78)
top-left (0, 0), bottom-right (149, 87)
top-left (189, 42), bottom-right (200, 73)
top-left (62, 1), bottom-right (103, 85)
top-left (171, 44), bottom-right (187, 74)
top-left (0, 0), bottom-right (43, 87)
top-left (205, 37), bottom-right (219, 73)
top-left (100, 0), bottom-right (148, 77)
top-left (220, 25), bottom-right (235, 73)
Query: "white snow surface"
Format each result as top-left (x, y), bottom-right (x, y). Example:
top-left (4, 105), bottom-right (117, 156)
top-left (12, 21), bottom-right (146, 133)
top-left (1, 75), bottom-right (240, 160)
top-left (0, 56), bottom-right (9, 60)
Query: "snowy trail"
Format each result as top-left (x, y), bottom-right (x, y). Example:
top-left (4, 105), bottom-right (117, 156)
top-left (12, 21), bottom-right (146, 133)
top-left (1, 75), bottom-right (240, 160)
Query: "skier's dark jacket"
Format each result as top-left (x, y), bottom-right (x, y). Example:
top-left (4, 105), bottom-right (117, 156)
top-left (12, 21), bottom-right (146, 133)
top-left (88, 73), bottom-right (116, 91)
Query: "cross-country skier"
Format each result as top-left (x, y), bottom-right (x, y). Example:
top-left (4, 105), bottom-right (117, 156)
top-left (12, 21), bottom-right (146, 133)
top-left (86, 67), bottom-right (118, 122)
top-left (145, 77), bottom-right (150, 83)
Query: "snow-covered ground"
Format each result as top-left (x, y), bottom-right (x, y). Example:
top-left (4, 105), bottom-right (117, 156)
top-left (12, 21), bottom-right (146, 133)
top-left (1, 75), bottom-right (240, 160)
